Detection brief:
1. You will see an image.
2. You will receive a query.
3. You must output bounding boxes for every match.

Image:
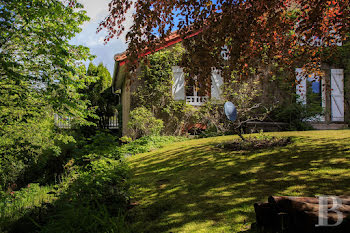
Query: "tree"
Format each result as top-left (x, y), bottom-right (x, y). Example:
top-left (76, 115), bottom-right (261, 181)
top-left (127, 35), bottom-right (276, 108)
top-left (0, 0), bottom-right (92, 189)
top-left (0, 0), bottom-right (93, 123)
top-left (84, 63), bottom-right (119, 129)
top-left (99, 0), bottom-right (349, 83)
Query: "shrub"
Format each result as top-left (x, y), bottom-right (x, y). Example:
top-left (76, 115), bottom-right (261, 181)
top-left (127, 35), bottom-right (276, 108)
top-left (219, 133), bottom-right (292, 151)
top-left (120, 136), bottom-right (132, 144)
top-left (39, 156), bottom-right (131, 233)
top-left (128, 107), bottom-right (164, 139)
top-left (74, 131), bottom-right (119, 159)
top-left (1, 131), bottom-right (132, 233)
top-left (271, 101), bottom-right (318, 131)
top-left (0, 112), bottom-right (69, 190)
top-left (0, 183), bottom-right (55, 232)
top-left (40, 202), bottom-right (129, 233)
top-left (112, 136), bottom-right (187, 158)
top-left (80, 63), bottom-right (119, 132)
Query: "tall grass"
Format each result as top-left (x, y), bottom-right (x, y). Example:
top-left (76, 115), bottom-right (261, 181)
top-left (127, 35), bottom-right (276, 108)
top-left (0, 183), bottom-right (56, 231)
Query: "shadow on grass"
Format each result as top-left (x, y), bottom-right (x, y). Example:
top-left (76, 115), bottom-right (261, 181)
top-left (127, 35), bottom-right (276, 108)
top-left (127, 132), bottom-right (350, 232)
top-left (5, 164), bottom-right (130, 233)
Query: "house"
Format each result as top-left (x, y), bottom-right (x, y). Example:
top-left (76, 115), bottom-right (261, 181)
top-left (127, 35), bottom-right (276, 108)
top-left (296, 68), bottom-right (347, 129)
top-left (112, 32), bottom-right (348, 136)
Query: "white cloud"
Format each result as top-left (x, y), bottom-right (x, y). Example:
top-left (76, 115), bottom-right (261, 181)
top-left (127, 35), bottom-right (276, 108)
top-left (79, 0), bottom-right (109, 22)
top-left (71, 0), bottom-right (135, 74)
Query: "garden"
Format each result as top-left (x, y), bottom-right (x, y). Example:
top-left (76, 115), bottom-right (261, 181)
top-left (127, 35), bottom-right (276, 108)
top-left (1, 1), bottom-right (350, 233)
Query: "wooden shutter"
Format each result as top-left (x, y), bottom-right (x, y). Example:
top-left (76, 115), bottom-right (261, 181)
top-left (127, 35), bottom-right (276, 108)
top-left (296, 68), bottom-right (307, 105)
top-left (211, 68), bottom-right (223, 100)
top-left (172, 66), bottom-right (185, 100)
top-left (331, 69), bottom-right (344, 122)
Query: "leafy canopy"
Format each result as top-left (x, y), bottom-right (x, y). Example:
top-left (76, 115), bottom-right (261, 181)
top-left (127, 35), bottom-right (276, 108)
top-left (0, 0), bottom-right (92, 188)
top-left (99, 0), bottom-right (349, 81)
top-left (0, 0), bottom-right (93, 123)
top-left (83, 63), bottom-right (119, 129)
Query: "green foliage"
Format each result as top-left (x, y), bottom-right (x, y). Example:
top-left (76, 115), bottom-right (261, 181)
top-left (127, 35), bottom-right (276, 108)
top-left (39, 156), bottom-right (130, 233)
top-left (128, 107), bottom-right (164, 139)
top-left (0, 0), bottom-right (93, 123)
top-left (0, 183), bottom-right (56, 232)
top-left (1, 132), bottom-right (131, 233)
top-left (74, 131), bottom-right (119, 159)
top-left (0, 108), bottom-right (74, 189)
top-left (198, 100), bottom-right (229, 135)
top-left (113, 136), bottom-right (187, 158)
top-left (133, 44), bottom-right (199, 135)
top-left (83, 63), bottom-right (119, 130)
top-left (271, 100), bottom-right (315, 131)
top-left (40, 202), bottom-right (129, 233)
top-left (0, 0), bottom-right (93, 190)
top-left (120, 136), bottom-right (133, 144)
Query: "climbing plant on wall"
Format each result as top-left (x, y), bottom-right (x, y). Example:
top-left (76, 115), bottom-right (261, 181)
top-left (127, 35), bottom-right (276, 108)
top-left (132, 44), bottom-right (200, 135)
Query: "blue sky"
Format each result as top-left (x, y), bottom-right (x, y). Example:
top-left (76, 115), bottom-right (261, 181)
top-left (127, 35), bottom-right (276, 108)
top-left (70, 0), bottom-right (134, 75)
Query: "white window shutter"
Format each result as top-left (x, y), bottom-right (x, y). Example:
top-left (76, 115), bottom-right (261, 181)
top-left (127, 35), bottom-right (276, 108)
top-left (296, 68), bottom-right (307, 105)
top-left (172, 66), bottom-right (185, 100)
top-left (211, 68), bottom-right (224, 100)
top-left (331, 69), bottom-right (344, 122)
top-left (221, 45), bottom-right (229, 61)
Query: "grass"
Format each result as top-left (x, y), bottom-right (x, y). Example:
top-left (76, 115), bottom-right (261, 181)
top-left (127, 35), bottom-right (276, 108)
top-left (0, 183), bottom-right (56, 232)
top-left (127, 130), bottom-right (350, 233)
top-left (115, 136), bottom-right (187, 158)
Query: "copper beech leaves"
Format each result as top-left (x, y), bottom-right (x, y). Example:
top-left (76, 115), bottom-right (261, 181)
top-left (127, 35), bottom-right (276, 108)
top-left (99, 0), bottom-right (349, 83)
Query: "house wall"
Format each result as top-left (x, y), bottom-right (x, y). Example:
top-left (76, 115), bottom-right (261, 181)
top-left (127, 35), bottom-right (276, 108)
top-left (121, 77), bottom-right (131, 136)
top-left (294, 64), bottom-right (348, 124)
top-left (120, 67), bottom-right (143, 137)
top-left (129, 67), bottom-right (143, 112)
top-left (115, 47), bottom-right (349, 136)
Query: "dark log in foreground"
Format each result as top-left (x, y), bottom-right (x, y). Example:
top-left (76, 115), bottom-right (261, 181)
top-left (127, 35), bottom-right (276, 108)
top-left (254, 196), bottom-right (350, 233)
top-left (269, 196), bottom-right (350, 206)
top-left (254, 203), bottom-right (279, 231)
top-left (269, 196), bottom-right (350, 213)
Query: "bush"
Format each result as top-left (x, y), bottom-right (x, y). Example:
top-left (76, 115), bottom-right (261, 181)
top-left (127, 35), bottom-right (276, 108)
top-left (0, 183), bottom-right (56, 232)
top-left (271, 101), bottom-right (319, 131)
top-left (73, 131), bottom-right (119, 159)
top-left (113, 136), bottom-right (187, 158)
top-left (40, 202), bottom-right (129, 233)
top-left (37, 156), bottom-right (130, 233)
top-left (128, 107), bottom-right (164, 139)
top-left (219, 133), bottom-right (292, 151)
top-left (132, 45), bottom-right (201, 135)
top-left (120, 136), bottom-right (132, 144)
top-left (0, 112), bottom-right (69, 190)
top-left (1, 130), bottom-right (132, 233)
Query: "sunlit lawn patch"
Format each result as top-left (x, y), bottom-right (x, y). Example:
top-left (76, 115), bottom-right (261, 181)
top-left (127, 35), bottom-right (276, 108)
top-left (127, 130), bottom-right (350, 233)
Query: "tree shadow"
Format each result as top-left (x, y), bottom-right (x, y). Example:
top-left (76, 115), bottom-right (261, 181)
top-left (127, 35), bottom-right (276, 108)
top-left (127, 133), bottom-right (350, 232)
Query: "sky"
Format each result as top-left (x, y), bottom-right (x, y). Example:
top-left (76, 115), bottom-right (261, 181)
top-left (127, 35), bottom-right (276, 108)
top-left (70, 0), bottom-right (134, 75)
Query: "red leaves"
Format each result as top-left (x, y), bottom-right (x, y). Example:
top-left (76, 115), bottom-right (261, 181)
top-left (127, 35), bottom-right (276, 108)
top-left (98, 0), bottom-right (349, 78)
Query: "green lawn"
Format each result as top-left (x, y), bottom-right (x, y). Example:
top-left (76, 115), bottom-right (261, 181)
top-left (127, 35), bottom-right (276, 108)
top-left (127, 130), bottom-right (350, 233)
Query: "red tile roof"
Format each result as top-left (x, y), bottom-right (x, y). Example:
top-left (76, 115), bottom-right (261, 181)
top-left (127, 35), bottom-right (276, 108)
top-left (114, 30), bottom-right (201, 65)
